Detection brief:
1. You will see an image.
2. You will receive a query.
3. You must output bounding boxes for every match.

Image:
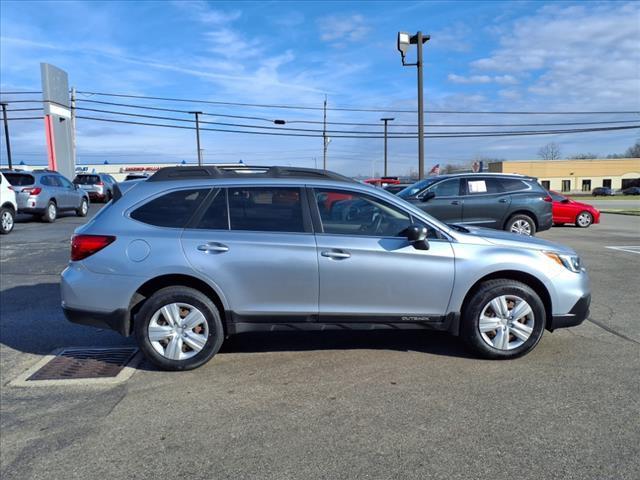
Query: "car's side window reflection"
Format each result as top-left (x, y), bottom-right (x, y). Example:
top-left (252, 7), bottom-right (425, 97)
top-left (315, 189), bottom-right (413, 237)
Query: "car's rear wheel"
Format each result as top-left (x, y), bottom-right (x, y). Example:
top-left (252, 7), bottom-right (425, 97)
top-left (461, 279), bottom-right (545, 359)
top-left (76, 198), bottom-right (89, 217)
top-left (42, 201), bottom-right (57, 223)
top-left (575, 211), bottom-right (593, 228)
top-left (0, 207), bottom-right (15, 234)
top-left (135, 286), bottom-right (224, 371)
top-left (505, 214), bottom-right (536, 236)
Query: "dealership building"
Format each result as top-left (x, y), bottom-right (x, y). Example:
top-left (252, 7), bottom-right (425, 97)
top-left (488, 158), bottom-right (640, 193)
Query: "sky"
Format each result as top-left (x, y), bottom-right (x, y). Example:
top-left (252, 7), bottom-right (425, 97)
top-left (0, 0), bottom-right (639, 176)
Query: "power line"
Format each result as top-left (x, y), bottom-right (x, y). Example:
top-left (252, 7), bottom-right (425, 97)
top-left (73, 114), bottom-right (639, 139)
top-left (75, 91), bottom-right (640, 115)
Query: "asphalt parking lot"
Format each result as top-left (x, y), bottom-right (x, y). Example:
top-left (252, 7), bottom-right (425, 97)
top-left (1, 205), bottom-right (639, 480)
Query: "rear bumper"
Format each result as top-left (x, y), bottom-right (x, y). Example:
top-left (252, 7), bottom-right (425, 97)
top-left (549, 294), bottom-right (590, 330)
top-left (63, 306), bottom-right (130, 336)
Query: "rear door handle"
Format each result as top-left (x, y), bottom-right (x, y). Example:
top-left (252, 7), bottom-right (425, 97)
top-left (197, 242), bottom-right (229, 253)
top-left (451, 200), bottom-right (460, 205)
top-left (321, 249), bottom-right (351, 260)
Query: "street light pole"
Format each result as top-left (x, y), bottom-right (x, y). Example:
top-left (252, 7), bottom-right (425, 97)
top-left (416, 32), bottom-right (425, 180)
top-left (380, 117), bottom-right (394, 176)
top-left (322, 95), bottom-right (328, 170)
top-left (190, 111), bottom-right (203, 166)
top-left (397, 31), bottom-right (430, 179)
top-left (1, 103), bottom-right (12, 170)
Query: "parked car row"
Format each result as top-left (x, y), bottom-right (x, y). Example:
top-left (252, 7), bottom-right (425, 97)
top-left (592, 186), bottom-right (640, 196)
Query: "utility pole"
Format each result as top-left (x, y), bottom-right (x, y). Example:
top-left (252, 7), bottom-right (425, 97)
top-left (416, 31), bottom-right (426, 180)
top-left (322, 95), bottom-right (328, 170)
top-left (70, 87), bottom-right (77, 167)
top-left (380, 117), bottom-right (394, 176)
top-left (1, 103), bottom-right (12, 169)
top-left (190, 111), bottom-right (203, 166)
top-left (397, 31), bottom-right (430, 179)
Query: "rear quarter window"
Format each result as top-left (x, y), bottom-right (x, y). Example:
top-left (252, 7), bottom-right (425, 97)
top-left (500, 178), bottom-right (530, 192)
top-left (130, 189), bottom-right (210, 228)
top-left (4, 173), bottom-right (35, 186)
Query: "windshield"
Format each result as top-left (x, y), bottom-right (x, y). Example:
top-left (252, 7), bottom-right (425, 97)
top-left (397, 178), bottom-right (440, 198)
top-left (549, 191), bottom-right (566, 202)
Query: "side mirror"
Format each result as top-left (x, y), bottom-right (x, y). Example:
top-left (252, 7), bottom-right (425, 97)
top-left (405, 225), bottom-right (430, 250)
top-left (418, 191), bottom-right (435, 202)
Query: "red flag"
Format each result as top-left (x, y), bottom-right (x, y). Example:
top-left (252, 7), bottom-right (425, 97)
top-left (429, 164), bottom-right (440, 175)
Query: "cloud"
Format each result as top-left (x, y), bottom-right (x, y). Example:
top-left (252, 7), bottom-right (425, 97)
top-left (468, 2), bottom-right (640, 108)
top-left (171, 1), bottom-right (241, 24)
top-left (447, 73), bottom-right (517, 85)
top-left (317, 14), bottom-right (370, 43)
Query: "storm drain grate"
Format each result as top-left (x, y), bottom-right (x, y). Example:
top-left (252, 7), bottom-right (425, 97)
top-left (26, 347), bottom-right (138, 381)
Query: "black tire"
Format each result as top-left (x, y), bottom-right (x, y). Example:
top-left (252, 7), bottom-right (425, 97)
top-left (135, 286), bottom-right (224, 371)
top-left (41, 201), bottom-right (57, 223)
top-left (505, 213), bottom-right (536, 236)
top-left (0, 206), bottom-right (15, 234)
top-left (105, 190), bottom-right (112, 203)
top-left (575, 211), bottom-right (593, 228)
top-left (461, 279), bottom-right (546, 359)
top-left (76, 197), bottom-right (89, 217)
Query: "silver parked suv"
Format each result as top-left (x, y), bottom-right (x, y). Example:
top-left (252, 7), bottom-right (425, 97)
top-left (2, 169), bottom-right (89, 222)
top-left (61, 166), bottom-right (590, 370)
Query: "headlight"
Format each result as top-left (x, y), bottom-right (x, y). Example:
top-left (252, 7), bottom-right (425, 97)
top-left (543, 251), bottom-right (582, 273)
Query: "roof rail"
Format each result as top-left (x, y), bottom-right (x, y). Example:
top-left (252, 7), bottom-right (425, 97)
top-left (148, 165), bottom-right (356, 183)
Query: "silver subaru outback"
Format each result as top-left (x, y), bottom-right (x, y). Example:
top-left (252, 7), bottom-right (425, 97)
top-left (61, 166), bottom-right (590, 370)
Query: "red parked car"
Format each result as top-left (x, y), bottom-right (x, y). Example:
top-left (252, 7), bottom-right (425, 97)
top-left (549, 191), bottom-right (600, 228)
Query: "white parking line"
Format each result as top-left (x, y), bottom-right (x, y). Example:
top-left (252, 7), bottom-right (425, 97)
top-left (605, 246), bottom-right (640, 255)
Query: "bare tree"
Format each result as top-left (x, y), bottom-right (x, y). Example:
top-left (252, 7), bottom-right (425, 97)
top-left (568, 153), bottom-right (598, 159)
top-left (537, 142), bottom-right (562, 160)
top-left (625, 140), bottom-right (640, 158)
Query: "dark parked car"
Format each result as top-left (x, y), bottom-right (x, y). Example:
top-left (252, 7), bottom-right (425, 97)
top-left (397, 173), bottom-right (553, 236)
top-left (592, 187), bottom-right (615, 196)
top-left (123, 173), bottom-right (150, 181)
top-left (73, 173), bottom-right (117, 202)
top-left (621, 186), bottom-right (640, 195)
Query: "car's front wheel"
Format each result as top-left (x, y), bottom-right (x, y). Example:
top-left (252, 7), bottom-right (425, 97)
top-left (0, 206), bottom-right (15, 234)
top-left (76, 198), bottom-right (89, 217)
top-left (461, 279), bottom-right (546, 359)
top-left (135, 286), bottom-right (224, 371)
top-left (575, 211), bottom-right (593, 228)
top-left (505, 214), bottom-right (536, 236)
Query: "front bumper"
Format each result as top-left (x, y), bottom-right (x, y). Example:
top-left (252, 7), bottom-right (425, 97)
top-left (63, 306), bottom-right (130, 336)
top-left (549, 294), bottom-right (590, 330)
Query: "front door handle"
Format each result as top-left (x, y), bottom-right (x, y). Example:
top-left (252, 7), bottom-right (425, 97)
top-left (197, 242), bottom-right (229, 253)
top-left (321, 249), bottom-right (351, 260)
top-left (451, 200), bottom-right (460, 205)
top-left (498, 198), bottom-right (508, 203)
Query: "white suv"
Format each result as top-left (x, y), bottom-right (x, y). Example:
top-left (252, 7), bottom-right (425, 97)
top-left (0, 172), bottom-right (17, 234)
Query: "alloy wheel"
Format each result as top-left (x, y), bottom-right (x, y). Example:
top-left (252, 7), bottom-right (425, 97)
top-left (48, 203), bottom-right (57, 220)
top-left (1, 211), bottom-right (13, 232)
top-left (577, 212), bottom-right (592, 227)
top-left (510, 219), bottom-right (532, 235)
top-left (81, 200), bottom-right (88, 215)
top-left (148, 303), bottom-right (209, 360)
top-left (478, 295), bottom-right (535, 350)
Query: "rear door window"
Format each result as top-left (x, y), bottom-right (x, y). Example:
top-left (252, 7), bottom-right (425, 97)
top-left (228, 187), bottom-right (305, 233)
top-left (3, 173), bottom-right (35, 186)
top-left (194, 189), bottom-right (229, 230)
top-left (464, 178), bottom-right (502, 195)
top-left (130, 189), bottom-right (210, 228)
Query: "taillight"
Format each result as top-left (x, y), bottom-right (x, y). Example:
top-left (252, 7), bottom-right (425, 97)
top-left (22, 187), bottom-right (42, 195)
top-left (96, 181), bottom-right (104, 186)
top-left (543, 195), bottom-right (553, 202)
top-left (71, 234), bottom-right (116, 261)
